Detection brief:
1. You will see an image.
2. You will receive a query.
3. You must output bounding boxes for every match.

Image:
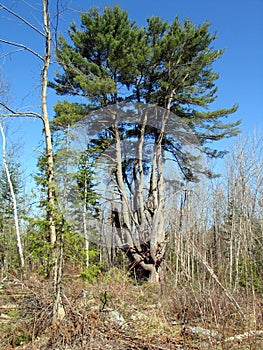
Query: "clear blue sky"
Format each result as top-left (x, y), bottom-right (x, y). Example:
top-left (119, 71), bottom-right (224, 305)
top-left (0, 0), bottom-right (262, 187)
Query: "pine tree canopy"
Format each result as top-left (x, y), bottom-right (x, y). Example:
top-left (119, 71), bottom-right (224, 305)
top-left (50, 5), bottom-right (240, 158)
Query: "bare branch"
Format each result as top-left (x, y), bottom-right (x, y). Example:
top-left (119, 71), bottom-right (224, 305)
top-left (0, 38), bottom-right (44, 61)
top-left (0, 48), bottom-right (25, 59)
top-left (0, 102), bottom-right (42, 119)
top-left (0, 2), bottom-right (45, 36)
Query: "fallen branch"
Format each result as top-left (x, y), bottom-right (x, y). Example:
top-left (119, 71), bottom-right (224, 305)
top-left (189, 241), bottom-right (245, 318)
top-left (224, 330), bottom-right (263, 343)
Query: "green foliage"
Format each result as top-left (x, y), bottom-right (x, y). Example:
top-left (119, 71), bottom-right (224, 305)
top-left (0, 228), bottom-right (20, 270)
top-left (47, 5), bottom-right (243, 281)
top-left (48, 5), bottom-right (242, 212)
top-left (7, 309), bottom-right (20, 318)
top-left (63, 228), bottom-right (86, 263)
top-left (24, 217), bottom-right (53, 274)
top-left (77, 242), bottom-right (106, 282)
top-left (34, 154), bottom-right (50, 203)
top-left (101, 266), bottom-right (133, 284)
top-left (0, 161), bottom-right (23, 228)
top-left (79, 260), bottom-right (105, 282)
top-left (51, 5), bottom-right (240, 155)
top-left (12, 331), bottom-right (31, 347)
top-left (51, 5), bottom-right (143, 103)
top-left (0, 160), bottom-right (24, 272)
top-left (25, 214), bottom-right (105, 277)
top-left (51, 101), bottom-right (91, 132)
top-left (238, 255), bottom-right (263, 293)
top-left (0, 162), bottom-right (21, 208)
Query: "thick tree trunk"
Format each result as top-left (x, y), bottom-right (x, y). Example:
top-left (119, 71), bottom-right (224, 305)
top-left (148, 266), bottom-right (160, 283)
top-left (112, 107), bottom-right (169, 283)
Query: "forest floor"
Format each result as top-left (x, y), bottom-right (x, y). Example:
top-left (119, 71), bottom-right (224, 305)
top-left (1, 268), bottom-right (263, 349)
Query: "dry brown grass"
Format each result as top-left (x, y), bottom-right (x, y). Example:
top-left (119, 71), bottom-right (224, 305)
top-left (1, 269), bottom-right (262, 349)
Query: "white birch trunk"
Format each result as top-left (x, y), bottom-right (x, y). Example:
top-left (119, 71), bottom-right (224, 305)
top-left (41, 0), bottom-right (64, 323)
top-left (0, 123), bottom-right (24, 269)
top-left (41, 0), bottom-right (56, 246)
top-left (83, 195), bottom-right (89, 268)
top-left (0, 0), bottom-right (63, 322)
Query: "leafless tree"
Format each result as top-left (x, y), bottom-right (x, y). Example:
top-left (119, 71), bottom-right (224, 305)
top-left (0, 0), bottom-right (64, 323)
top-left (0, 79), bottom-right (25, 270)
top-left (0, 122), bottom-right (24, 269)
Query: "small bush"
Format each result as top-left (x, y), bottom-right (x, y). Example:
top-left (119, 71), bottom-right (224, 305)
top-left (79, 261), bottom-right (105, 282)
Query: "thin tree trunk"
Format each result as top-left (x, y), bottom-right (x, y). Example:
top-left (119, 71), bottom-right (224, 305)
top-left (83, 205), bottom-right (89, 268)
top-left (42, 0), bottom-right (56, 246)
top-left (0, 123), bottom-right (24, 269)
top-left (0, 0), bottom-right (63, 322)
top-left (42, 0), bottom-right (64, 323)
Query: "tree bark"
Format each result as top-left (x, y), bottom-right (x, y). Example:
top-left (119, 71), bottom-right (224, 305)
top-left (42, 0), bottom-right (56, 246)
top-left (111, 106), bottom-right (170, 282)
top-left (0, 123), bottom-right (24, 269)
top-left (42, 0), bottom-right (65, 323)
top-left (0, 0), bottom-right (64, 322)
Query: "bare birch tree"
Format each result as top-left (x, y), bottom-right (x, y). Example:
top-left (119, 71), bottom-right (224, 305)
top-left (0, 0), bottom-right (64, 322)
top-left (0, 79), bottom-right (24, 270)
top-left (0, 123), bottom-right (24, 269)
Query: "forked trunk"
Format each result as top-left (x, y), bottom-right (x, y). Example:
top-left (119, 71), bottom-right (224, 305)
top-left (111, 106), bottom-right (168, 283)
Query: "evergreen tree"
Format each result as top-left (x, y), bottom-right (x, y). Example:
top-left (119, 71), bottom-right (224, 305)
top-left (51, 5), bottom-right (240, 150)
top-left (50, 5), bottom-right (240, 281)
top-left (36, 102), bottom-right (101, 269)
